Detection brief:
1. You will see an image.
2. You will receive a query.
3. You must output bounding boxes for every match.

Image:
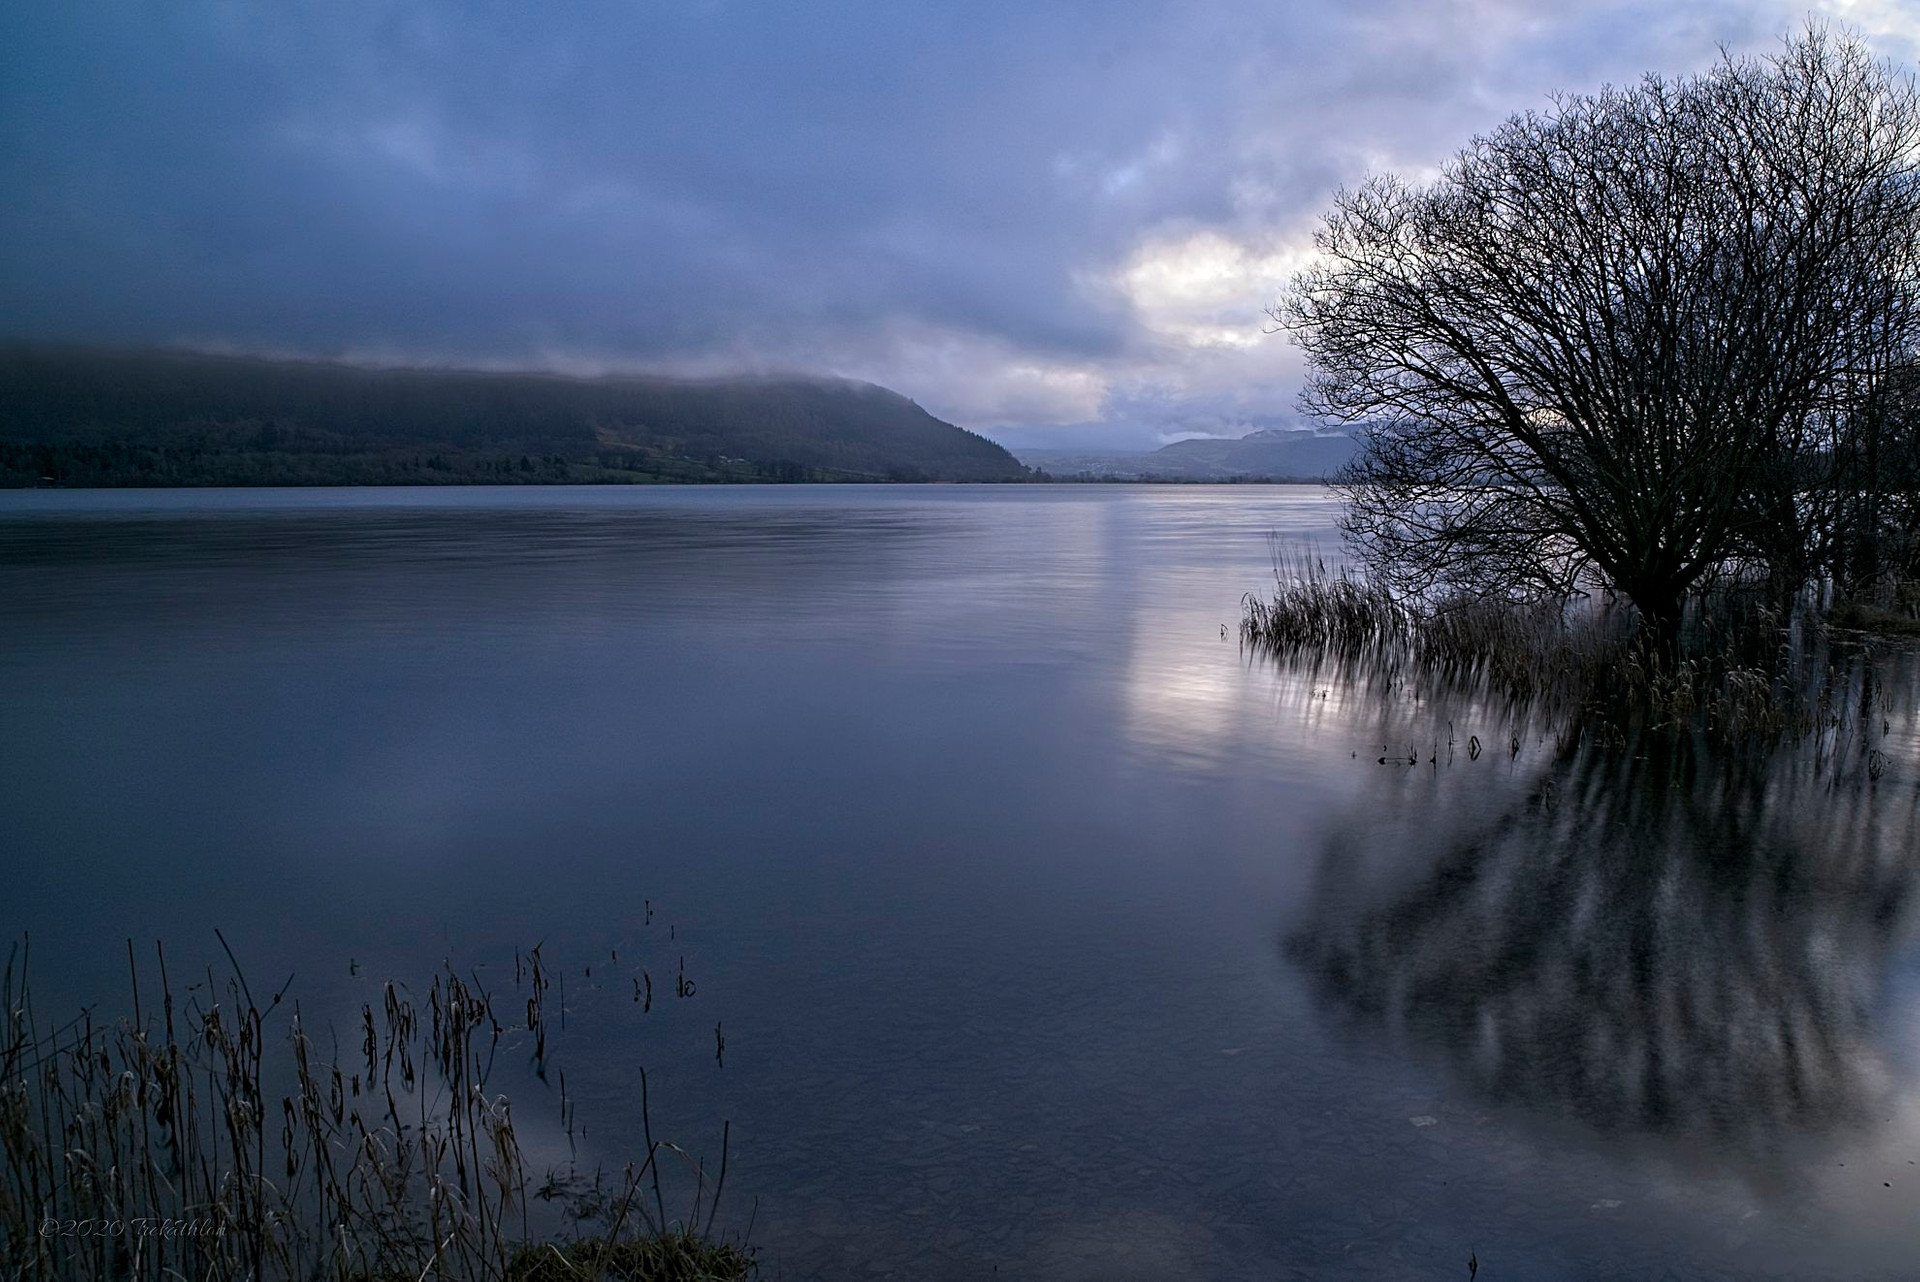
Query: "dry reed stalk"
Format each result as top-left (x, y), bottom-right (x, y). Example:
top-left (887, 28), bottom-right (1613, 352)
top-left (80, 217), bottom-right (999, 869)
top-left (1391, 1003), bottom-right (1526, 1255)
top-left (0, 940), bottom-right (752, 1281)
top-left (1242, 542), bottom-right (1914, 766)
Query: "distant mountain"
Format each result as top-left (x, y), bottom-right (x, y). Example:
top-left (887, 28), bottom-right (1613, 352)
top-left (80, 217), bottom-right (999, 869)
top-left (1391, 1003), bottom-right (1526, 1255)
top-left (1015, 427), bottom-right (1358, 481)
top-left (0, 345), bottom-right (1032, 486)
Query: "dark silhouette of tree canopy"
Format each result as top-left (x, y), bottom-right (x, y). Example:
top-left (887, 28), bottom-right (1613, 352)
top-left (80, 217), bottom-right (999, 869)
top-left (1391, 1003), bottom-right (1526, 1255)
top-left (1279, 29), bottom-right (1920, 636)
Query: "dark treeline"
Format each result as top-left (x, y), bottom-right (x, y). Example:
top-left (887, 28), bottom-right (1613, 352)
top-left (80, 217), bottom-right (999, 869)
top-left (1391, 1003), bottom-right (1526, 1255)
top-left (0, 344), bottom-right (1034, 486)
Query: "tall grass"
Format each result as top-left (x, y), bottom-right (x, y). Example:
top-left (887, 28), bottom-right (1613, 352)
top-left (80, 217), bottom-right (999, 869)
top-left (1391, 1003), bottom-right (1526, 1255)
top-left (0, 937), bottom-right (752, 1281)
top-left (1241, 544), bottom-right (1905, 750)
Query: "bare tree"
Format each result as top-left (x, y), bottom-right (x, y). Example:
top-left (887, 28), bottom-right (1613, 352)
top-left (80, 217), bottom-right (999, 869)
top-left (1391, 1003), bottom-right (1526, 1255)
top-left (1279, 28), bottom-right (1920, 639)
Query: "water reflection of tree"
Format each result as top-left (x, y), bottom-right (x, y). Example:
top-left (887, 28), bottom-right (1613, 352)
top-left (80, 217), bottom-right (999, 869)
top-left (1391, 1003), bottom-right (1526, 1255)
top-left (1290, 737), bottom-right (1920, 1151)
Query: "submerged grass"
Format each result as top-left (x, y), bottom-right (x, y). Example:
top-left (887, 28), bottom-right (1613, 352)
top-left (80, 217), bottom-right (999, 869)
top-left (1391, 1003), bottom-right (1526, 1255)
top-left (1241, 544), bottom-right (1913, 752)
top-left (0, 936), bottom-right (752, 1281)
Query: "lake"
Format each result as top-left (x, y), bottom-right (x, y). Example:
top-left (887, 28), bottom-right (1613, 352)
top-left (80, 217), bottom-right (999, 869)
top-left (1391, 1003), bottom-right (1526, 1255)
top-left (3, 484), bottom-right (1918, 1280)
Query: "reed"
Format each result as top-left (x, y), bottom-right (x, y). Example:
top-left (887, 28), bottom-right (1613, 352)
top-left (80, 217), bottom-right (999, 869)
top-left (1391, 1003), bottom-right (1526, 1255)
top-left (0, 937), bottom-right (752, 1281)
top-left (1241, 544), bottom-right (1906, 749)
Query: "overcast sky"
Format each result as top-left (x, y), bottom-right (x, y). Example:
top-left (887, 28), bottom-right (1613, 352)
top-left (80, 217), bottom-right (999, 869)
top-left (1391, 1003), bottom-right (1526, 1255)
top-left (4, 2), bottom-right (1917, 449)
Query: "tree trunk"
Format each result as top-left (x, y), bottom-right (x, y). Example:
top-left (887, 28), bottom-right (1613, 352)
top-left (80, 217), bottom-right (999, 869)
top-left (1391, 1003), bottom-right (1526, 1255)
top-left (1628, 584), bottom-right (1684, 662)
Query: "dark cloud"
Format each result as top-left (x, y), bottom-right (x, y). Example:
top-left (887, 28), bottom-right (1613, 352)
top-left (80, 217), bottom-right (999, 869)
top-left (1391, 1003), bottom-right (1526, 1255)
top-left (0, 1), bottom-right (1890, 445)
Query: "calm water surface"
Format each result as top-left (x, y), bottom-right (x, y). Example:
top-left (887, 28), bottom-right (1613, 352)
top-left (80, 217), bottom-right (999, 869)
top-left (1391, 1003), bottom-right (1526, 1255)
top-left (3, 485), bottom-right (1919, 1280)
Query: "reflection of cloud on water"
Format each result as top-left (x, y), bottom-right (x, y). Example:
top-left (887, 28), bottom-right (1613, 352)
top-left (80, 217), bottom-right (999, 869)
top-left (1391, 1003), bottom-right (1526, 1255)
top-left (1290, 737), bottom-right (1920, 1160)
top-left (1117, 593), bottom-right (1391, 775)
top-left (1120, 630), bottom-right (1251, 771)
top-left (1117, 601), bottom-right (1383, 778)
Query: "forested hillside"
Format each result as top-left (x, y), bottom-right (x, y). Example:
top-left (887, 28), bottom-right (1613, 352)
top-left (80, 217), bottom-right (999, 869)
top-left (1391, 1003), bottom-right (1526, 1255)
top-left (0, 346), bottom-right (1031, 485)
